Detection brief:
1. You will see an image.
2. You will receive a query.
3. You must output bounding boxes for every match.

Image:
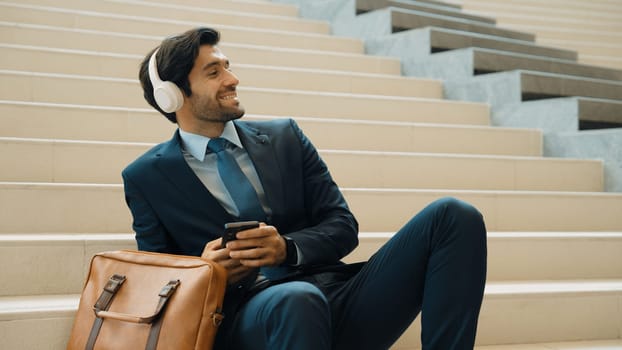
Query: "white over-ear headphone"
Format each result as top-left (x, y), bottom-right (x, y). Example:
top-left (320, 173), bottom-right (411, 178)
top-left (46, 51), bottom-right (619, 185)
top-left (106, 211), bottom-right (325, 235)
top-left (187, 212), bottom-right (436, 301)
top-left (148, 48), bottom-right (184, 113)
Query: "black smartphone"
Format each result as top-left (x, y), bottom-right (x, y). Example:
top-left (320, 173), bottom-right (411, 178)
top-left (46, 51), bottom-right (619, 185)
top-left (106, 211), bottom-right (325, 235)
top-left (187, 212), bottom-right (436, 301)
top-left (221, 221), bottom-right (259, 248)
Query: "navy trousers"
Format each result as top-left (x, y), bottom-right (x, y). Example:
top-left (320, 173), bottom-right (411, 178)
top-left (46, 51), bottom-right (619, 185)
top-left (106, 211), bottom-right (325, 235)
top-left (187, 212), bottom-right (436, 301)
top-left (229, 197), bottom-right (488, 350)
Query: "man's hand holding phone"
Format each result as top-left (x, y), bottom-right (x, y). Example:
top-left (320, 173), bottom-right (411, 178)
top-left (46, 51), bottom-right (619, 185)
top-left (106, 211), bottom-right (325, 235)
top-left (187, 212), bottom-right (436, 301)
top-left (202, 221), bottom-right (287, 285)
top-left (221, 221), bottom-right (260, 248)
top-left (224, 221), bottom-right (287, 268)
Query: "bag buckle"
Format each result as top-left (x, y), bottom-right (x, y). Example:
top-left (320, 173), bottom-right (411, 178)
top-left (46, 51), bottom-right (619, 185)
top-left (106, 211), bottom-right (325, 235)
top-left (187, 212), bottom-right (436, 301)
top-left (103, 274), bottom-right (126, 293)
top-left (159, 280), bottom-right (180, 298)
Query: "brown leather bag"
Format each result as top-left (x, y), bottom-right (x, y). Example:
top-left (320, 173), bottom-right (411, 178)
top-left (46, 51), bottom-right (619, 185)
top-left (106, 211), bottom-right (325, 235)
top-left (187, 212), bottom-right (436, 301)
top-left (67, 249), bottom-right (227, 350)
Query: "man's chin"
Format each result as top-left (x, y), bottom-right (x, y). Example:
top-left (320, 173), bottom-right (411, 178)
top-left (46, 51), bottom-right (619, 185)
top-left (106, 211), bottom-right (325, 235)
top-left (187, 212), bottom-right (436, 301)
top-left (226, 108), bottom-right (245, 121)
top-left (198, 108), bottom-right (245, 123)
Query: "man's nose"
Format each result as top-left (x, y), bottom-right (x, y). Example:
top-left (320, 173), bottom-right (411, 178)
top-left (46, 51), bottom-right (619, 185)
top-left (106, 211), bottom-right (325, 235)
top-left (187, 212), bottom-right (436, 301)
top-left (224, 70), bottom-right (240, 87)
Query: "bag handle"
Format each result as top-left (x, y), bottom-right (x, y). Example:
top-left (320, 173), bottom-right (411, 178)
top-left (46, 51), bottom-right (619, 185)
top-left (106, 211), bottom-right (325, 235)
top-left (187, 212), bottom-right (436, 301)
top-left (85, 274), bottom-right (126, 350)
top-left (93, 279), bottom-right (180, 324)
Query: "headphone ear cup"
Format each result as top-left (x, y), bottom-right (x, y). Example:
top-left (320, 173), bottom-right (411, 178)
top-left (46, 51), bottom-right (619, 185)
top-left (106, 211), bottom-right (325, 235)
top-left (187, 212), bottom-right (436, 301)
top-left (153, 81), bottom-right (184, 113)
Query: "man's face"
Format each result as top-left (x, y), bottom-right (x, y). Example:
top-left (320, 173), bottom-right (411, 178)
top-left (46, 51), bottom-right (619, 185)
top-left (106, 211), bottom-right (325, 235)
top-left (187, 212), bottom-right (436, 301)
top-left (185, 45), bottom-right (245, 123)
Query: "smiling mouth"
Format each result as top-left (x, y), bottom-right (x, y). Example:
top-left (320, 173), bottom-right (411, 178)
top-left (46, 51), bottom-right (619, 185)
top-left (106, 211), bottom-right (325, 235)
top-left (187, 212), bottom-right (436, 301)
top-left (219, 93), bottom-right (238, 101)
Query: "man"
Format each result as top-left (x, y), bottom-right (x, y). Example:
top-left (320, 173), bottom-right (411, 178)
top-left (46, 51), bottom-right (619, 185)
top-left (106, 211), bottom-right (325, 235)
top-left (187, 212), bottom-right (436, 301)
top-left (123, 27), bottom-right (487, 349)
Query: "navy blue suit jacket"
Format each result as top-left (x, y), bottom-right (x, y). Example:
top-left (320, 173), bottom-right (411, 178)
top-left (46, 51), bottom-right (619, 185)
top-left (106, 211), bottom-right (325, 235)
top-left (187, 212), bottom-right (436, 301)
top-left (122, 119), bottom-right (362, 343)
top-left (122, 118), bottom-right (358, 261)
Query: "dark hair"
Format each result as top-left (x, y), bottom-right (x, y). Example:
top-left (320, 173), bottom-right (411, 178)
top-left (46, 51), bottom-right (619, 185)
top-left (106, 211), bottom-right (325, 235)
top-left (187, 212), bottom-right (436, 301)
top-left (138, 27), bottom-right (221, 123)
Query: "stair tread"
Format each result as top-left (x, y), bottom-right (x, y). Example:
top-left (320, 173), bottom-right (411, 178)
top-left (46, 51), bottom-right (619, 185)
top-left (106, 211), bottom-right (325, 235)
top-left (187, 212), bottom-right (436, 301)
top-left (468, 47), bottom-right (622, 81)
top-left (4, 231), bottom-right (622, 240)
top-left (0, 21), bottom-right (364, 54)
top-left (427, 26), bottom-right (577, 60)
top-left (0, 2), bottom-right (330, 34)
top-left (3, 279), bottom-right (621, 313)
top-left (386, 6), bottom-right (535, 41)
top-left (357, 0), bottom-right (495, 24)
top-left (475, 339), bottom-right (622, 349)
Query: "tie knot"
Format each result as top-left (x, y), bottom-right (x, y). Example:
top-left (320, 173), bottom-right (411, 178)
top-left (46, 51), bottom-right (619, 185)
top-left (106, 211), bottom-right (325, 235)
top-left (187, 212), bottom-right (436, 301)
top-left (207, 138), bottom-right (228, 154)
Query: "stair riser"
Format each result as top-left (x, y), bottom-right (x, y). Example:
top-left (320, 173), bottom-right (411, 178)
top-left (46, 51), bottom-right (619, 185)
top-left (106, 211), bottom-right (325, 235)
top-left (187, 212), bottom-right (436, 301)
top-left (1, 291), bottom-right (620, 349)
top-left (0, 22), bottom-right (363, 55)
top-left (1, 73), bottom-right (489, 124)
top-left (537, 41), bottom-right (622, 58)
top-left (20, 0), bottom-right (298, 18)
top-left (347, 234), bottom-right (622, 281)
top-left (429, 29), bottom-right (577, 61)
top-left (344, 190), bottom-right (622, 232)
top-left (408, 48), bottom-right (622, 85)
top-left (0, 3), bottom-right (330, 35)
top-left (0, 315), bottom-right (76, 350)
top-left (1, 185), bottom-right (621, 233)
top-left (389, 9), bottom-right (535, 42)
top-left (464, 0), bottom-right (622, 14)
top-left (396, 294), bottom-right (622, 347)
top-left (0, 237), bottom-right (135, 296)
top-left (471, 50), bottom-right (622, 81)
top-left (0, 102), bottom-right (540, 156)
top-left (0, 138), bottom-right (601, 191)
top-left (507, 25), bottom-right (622, 45)
top-left (580, 57), bottom-right (622, 71)
top-left (495, 17), bottom-right (622, 33)
top-left (444, 71), bottom-right (622, 110)
top-left (521, 74), bottom-right (622, 101)
top-left (0, 45), bottom-right (440, 98)
top-left (3, 233), bottom-right (620, 296)
top-left (0, 41), bottom-right (397, 75)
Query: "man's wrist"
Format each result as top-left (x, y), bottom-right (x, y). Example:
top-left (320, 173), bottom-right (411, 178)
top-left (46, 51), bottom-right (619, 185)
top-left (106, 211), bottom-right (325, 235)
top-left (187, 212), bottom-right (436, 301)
top-left (283, 236), bottom-right (298, 266)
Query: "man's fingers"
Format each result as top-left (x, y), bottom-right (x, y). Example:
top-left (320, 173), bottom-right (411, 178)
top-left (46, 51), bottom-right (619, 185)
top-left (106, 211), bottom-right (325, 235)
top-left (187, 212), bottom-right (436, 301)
top-left (229, 247), bottom-right (281, 267)
top-left (234, 225), bottom-right (276, 240)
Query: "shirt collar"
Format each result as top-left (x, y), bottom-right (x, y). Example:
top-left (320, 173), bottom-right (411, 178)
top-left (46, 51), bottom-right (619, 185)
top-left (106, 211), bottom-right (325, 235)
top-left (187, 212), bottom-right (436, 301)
top-left (179, 121), bottom-right (244, 161)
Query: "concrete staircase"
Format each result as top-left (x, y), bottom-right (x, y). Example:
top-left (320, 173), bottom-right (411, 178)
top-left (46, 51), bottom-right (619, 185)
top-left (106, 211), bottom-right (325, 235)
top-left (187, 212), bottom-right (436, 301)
top-left (0, 0), bottom-right (621, 349)
top-left (286, 0), bottom-right (622, 194)
top-left (460, 0), bottom-right (622, 70)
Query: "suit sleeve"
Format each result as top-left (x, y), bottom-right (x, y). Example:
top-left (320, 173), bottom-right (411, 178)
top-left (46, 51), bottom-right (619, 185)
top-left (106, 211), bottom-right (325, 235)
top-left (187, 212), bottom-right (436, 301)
top-left (285, 119), bottom-right (359, 266)
top-left (122, 170), bottom-right (172, 253)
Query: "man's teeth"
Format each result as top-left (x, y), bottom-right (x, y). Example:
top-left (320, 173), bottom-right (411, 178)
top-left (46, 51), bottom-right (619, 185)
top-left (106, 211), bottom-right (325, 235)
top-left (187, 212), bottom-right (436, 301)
top-left (220, 95), bottom-right (237, 100)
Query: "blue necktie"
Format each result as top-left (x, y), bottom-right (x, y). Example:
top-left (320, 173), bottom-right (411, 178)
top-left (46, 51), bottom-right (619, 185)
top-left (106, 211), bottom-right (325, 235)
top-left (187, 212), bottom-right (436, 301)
top-left (207, 138), bottom-right (266, 221)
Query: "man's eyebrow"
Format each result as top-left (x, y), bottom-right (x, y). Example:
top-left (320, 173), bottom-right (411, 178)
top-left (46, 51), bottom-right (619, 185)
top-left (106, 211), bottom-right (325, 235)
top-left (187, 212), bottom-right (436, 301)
top-left (202, 59), bottom-right (229, 71)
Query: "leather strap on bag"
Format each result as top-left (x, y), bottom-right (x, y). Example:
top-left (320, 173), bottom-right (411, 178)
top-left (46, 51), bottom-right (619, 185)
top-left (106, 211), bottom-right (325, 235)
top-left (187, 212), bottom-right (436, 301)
top-left (87, 278), bottom-right (180, 350)
top-left (145, 280), bottom-right (181, 350)
top-left (86, 274), bottom-right (126, 350)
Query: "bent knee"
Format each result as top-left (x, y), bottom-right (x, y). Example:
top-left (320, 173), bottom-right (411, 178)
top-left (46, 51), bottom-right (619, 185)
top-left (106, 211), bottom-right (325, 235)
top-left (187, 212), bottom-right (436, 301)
top-left (270, 282), bottom-right (329, 313)
top-left (434, 197), bottom-right (485, 229)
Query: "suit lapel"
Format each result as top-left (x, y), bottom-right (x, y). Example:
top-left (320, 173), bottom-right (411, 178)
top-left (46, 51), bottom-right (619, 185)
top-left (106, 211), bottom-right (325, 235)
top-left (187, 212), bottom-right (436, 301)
top-left (154, 130), bottom-right (232, 220)
top-left (235, 121), bottom-right (285, 220)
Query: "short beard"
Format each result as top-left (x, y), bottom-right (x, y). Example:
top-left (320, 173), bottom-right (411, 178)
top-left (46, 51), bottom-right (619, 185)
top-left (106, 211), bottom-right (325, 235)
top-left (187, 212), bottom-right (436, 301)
top-left (195, 108), bottom-right (245, 123)
top-left (190, 96), bottom-right (245, 123)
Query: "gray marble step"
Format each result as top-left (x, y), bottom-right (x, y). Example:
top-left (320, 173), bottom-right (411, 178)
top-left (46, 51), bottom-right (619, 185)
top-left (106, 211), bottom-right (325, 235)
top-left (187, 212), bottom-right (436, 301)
top-left (334, 6), bottom-right (535, 42)
top-left (544, 128), bottom-right (622, 192)
top-left (365, 27), bottom-right (577, 62)
top-left (444, 70), bottom-right (622, 105)
top-left (356, 0), bottom-right (495, 24)
top-left (406, 47), bottom-right (622, 81)
top-left (492, 97), bottom-right (622, 134)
